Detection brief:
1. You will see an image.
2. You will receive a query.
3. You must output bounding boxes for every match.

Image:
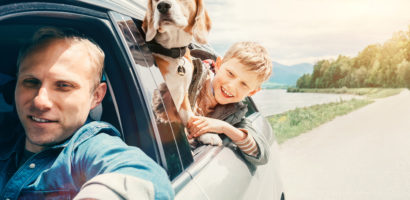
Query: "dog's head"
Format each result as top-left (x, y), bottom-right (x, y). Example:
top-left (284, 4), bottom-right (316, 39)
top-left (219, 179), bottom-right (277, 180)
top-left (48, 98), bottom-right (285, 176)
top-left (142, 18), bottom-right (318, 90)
top-left (142, 0), bottom-right (211, 45)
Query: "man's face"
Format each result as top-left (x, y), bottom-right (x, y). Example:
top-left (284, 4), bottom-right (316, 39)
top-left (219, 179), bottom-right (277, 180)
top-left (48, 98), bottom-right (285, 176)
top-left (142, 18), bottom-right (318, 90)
top-left (212, 58), bottom-right (261, 105)
top-left (15, 39), bottom-right (105, 153)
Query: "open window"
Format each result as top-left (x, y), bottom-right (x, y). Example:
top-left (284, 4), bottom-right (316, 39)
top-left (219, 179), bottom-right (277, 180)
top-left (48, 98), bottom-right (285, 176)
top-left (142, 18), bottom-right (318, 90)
top-left (110, 12), bottom-right (194, 180)
top-left (0, 2), bottom-right (161, 166)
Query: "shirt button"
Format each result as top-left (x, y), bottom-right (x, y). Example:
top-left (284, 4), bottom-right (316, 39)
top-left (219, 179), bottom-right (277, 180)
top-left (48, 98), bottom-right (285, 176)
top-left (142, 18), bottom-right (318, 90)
top-left (29, 163), bottom-right (36, 169)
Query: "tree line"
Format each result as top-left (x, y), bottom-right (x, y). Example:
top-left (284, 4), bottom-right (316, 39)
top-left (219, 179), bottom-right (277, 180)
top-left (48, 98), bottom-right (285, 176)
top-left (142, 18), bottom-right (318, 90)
top-left (297, 26), bottom-right (410, 88)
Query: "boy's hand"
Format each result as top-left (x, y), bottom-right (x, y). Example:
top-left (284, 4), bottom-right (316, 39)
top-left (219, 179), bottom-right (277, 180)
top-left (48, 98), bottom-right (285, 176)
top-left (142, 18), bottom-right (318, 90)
top-left (187, 116), bottom-right (229, 139)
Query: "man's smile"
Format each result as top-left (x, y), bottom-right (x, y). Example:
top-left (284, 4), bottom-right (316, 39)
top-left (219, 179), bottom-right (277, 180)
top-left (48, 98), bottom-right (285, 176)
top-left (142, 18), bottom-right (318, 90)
top-left (29, 115), bottom-right (58, 123)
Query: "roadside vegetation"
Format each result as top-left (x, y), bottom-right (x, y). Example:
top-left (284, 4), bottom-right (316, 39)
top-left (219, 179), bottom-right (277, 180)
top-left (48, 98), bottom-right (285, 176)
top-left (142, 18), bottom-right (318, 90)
top-left (287, 87), bottom-right (403, 99)
top-left (269, 99), bottom-right (372, 144)
top-left (269, 88), bottom-right (404, 144)
top-left (295, 26), bottom-right (410, 89)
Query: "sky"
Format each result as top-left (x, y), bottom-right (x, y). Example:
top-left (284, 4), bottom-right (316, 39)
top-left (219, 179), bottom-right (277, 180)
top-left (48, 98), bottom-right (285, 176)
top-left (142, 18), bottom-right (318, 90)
top-left (204, 0), bottom-right (410, 65)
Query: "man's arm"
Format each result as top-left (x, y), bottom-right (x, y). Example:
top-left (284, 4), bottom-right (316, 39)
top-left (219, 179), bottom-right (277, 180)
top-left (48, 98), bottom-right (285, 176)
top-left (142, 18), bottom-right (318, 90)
top-left (74, 173), bottom-right (155, 200)
top-left (71, 133), bottom-right (174, 200)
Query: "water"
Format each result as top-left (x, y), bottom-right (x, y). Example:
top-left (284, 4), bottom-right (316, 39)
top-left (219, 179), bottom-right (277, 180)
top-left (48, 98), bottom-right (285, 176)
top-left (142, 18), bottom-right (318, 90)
top-left (252, 89), bottom-right (362, 117)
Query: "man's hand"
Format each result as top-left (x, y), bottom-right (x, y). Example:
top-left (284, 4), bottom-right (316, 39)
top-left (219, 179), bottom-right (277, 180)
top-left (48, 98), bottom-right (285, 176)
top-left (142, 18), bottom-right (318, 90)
top-left (187, 116), bottom-right (228, 139)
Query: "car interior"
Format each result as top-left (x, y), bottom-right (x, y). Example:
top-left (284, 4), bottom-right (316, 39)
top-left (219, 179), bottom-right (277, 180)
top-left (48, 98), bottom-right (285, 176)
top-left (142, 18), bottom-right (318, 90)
top-left (0, 23), bottom-right (122, 139)
top-left (0, 11), bottom-right (186, 178)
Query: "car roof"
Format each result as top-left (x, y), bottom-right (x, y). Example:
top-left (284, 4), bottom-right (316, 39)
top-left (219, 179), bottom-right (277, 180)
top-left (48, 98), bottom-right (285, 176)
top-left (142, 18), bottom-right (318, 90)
top-left (0, 0), bottom-right (147, 20)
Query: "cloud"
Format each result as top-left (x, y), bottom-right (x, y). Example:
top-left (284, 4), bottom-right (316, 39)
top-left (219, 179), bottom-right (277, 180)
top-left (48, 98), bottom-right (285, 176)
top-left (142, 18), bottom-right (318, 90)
top-left (205, 0), bottom-right (410, 65)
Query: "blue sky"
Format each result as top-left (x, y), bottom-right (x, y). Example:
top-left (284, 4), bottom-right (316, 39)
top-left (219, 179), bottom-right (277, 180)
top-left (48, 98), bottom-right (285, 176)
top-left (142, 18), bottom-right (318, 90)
top-left (204, 0), bottom-right (410, 65)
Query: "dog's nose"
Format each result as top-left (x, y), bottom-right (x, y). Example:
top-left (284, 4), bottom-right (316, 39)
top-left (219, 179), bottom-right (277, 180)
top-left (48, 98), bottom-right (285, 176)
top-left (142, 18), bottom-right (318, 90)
top-left (157, 2), bottom-right (171, 14)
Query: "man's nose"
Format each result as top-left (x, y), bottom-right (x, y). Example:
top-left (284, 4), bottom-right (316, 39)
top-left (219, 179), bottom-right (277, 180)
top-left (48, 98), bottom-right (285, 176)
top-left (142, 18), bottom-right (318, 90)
top-left (157, 2), bottom-right (171, 14)
top-left (33, 87), bottom-right (52, 111)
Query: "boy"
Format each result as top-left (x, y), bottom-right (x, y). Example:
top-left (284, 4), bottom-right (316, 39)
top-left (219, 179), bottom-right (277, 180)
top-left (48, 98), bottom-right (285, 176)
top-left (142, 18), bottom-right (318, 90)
top-left (187, 41), bottom-right (272, 166)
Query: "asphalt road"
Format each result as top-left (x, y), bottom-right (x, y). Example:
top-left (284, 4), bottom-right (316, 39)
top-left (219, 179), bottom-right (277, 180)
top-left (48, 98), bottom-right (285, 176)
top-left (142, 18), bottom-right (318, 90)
top-left (278, 89), bottom-right (410, 200)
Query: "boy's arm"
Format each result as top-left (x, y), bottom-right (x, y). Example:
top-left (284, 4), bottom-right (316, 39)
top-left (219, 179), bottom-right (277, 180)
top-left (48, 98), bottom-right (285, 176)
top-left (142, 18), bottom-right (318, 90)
top-left (218, 123), bottom-right (259, 157)
top-left (188, 116), bottom-right (270, 165)
top-left (233, 117), bottom-right (271, 166)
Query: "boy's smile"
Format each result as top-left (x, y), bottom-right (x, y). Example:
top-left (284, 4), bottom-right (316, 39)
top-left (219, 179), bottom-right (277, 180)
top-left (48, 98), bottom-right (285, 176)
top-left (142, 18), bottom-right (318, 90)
top-left (212, 58), bottom-right (261, 105)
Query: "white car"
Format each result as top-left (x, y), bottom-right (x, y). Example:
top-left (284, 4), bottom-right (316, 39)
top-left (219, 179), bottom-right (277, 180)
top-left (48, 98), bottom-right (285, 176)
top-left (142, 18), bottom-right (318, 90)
top-left (0, 0), bottom-right (285, 199)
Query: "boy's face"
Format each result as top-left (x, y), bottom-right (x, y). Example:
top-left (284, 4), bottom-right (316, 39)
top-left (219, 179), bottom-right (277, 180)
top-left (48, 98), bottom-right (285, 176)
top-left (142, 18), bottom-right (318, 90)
top-left (212, 58), bottom-right (261, 105)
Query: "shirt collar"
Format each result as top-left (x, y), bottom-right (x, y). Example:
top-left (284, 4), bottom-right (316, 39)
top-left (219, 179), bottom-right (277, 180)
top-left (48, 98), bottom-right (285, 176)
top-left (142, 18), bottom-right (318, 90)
top-left (0, 118), bottom-right (95, 160)
top-left (0, 125), bottom-right (25, 160)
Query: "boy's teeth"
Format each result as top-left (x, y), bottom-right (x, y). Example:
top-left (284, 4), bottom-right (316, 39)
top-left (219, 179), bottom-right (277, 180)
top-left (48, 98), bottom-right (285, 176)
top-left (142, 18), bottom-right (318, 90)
top-left (32, 116), bottom-right (50, 123)
top-left (222, 87), bottom-right (233, 97)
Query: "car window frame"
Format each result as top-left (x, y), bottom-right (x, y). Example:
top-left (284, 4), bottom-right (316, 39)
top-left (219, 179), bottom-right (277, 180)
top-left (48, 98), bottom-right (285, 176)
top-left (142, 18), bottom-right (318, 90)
top-left (109, 12), bottom-right (197, 179)
top-left (0, 1), bottom-right (164, 161)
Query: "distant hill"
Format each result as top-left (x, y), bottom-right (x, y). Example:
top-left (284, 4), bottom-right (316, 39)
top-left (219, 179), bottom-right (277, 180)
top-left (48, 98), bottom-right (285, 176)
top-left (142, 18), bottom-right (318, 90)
top-left (263, 62), bottom-right (313, 88)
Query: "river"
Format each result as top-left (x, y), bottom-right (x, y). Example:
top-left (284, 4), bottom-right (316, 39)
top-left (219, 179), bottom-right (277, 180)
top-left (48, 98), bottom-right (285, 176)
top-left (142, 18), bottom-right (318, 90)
top-left (251, 89), bottom-right (362, 117)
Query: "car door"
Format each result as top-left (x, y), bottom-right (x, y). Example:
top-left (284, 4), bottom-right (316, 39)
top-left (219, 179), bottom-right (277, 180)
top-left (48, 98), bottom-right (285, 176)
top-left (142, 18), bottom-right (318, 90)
top-left (178, 99), bottom-right (284, 200)
top-left (109, 12), bottom-right (211, 199)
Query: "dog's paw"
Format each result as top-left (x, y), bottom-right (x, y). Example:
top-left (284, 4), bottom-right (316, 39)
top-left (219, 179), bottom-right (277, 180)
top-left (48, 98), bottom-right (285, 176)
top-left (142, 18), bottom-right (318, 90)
top-left (198, 133), bottom-right (222, 146)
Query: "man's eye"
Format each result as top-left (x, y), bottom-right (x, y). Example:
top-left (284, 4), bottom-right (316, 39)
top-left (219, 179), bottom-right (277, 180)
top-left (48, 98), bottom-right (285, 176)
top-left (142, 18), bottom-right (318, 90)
top-left (56, 82), bottom-right (73, 89)
top-left (22, 79), bottom-right (40, 87)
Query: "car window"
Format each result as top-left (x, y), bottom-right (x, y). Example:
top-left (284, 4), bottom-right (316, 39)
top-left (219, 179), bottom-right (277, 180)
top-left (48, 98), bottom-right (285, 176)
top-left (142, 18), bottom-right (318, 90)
top-left (0, 4), bottom-right (142, 152)
top-left (110, 12), bottom-right (193, 180)
top-left (244, 97), bottom-right (259, 117)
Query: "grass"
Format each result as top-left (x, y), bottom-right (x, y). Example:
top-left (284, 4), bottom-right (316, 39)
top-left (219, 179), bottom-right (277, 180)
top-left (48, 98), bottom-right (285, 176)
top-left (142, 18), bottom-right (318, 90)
top-left (287, 87), bottom-right (404, 99)
top-left (268, 88), bottom-right (405, 144)
top-left (268, 99), bottom-right (373, 144)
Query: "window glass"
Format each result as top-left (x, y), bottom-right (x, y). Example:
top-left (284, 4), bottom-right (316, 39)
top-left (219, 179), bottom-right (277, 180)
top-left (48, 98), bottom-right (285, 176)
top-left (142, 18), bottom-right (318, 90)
top-left (111, 12), bottom-right (193, 179)
top-left (244, 97), bottom-right (259, 117)
top-left (0, 73), bottom-right (15, 131)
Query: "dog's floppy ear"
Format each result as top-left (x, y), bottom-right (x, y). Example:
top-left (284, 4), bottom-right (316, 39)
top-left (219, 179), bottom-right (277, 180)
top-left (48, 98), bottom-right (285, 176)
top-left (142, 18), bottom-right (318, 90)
top-left (142, 0), bottom-right (157, 41)
top-left (193, 0), bottom-right (211, 44)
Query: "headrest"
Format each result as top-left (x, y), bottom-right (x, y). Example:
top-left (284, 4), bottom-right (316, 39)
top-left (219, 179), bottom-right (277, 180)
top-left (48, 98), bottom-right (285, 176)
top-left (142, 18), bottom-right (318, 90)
top-left (0, 79), bottom-right (16, 105)
top-left (89, 104), bottom-right (103, 121)
top-left (189, 43), bottom-right (218, 61)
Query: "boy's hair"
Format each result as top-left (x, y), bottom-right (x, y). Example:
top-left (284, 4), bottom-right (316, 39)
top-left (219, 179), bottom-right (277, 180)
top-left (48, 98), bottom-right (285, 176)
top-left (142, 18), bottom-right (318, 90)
top-left (222, 41), bottom-right (272, 83)
top-left (17, 27), bottom-right (105, 91)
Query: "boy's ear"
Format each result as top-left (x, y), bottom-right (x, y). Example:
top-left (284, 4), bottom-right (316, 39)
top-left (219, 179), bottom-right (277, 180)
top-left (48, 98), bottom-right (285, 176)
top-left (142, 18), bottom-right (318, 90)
top-left (214, 56), bottom-right (222, 72)
top-left (248, 87), bottom-right (261, 96)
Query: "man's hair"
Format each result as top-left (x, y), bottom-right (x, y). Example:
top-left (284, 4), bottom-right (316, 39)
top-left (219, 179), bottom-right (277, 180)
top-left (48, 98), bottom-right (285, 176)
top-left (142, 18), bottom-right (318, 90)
top-left (222, 41), bottom-right (273, 84)
top-left (17, 27), bottom-right (105, 91)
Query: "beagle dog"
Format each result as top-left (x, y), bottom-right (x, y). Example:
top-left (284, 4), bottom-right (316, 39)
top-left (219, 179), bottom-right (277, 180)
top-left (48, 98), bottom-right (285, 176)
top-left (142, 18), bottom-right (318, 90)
top-left (142, 0), bottom-right (211, 126)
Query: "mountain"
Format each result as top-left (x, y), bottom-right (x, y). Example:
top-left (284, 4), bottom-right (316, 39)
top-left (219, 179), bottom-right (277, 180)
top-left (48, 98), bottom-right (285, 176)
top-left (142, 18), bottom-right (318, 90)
top-left (263, 62), bottom-right (313, 88)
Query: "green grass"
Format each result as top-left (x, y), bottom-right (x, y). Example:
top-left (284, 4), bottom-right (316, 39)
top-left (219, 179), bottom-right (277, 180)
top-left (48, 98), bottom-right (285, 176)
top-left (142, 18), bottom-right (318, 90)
top-left (287, 87), bottom-right (404, 99)
top-left (268, 99), bottom-right (372, 144)
top-left (269, 88), bottom-right (405, 144)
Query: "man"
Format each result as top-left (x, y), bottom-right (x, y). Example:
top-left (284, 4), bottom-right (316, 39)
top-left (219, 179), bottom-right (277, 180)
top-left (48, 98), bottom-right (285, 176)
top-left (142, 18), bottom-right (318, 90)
top-left (0, 27), bottom-right (174, 199)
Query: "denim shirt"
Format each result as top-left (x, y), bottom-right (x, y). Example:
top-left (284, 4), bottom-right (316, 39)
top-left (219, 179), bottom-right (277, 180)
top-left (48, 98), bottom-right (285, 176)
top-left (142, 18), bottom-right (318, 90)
top-left (0, 121), bottom-right (174, 200)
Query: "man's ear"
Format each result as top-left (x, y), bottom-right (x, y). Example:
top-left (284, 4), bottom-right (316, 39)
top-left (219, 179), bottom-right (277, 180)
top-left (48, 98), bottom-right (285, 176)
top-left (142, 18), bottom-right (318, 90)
top-left (142, 0), bottom-right (157, 41)
top-left (91, 82), bottom-right (107, 110)
top-left (248, 87), bottom-right (261, 96)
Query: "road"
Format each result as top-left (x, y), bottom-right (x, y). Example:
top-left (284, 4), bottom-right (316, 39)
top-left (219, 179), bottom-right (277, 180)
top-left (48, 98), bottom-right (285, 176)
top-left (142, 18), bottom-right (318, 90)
top-left (278, 89), bottom-right (410, 200)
